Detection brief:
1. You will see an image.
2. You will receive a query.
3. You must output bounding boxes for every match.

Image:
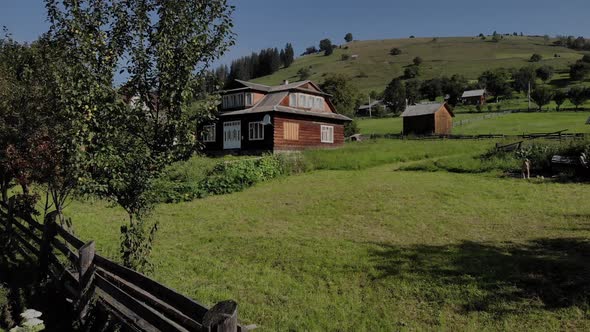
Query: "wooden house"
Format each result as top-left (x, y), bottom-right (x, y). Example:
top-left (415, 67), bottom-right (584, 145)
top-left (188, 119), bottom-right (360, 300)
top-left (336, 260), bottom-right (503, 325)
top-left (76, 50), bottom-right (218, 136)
top-left (461, 89), bottom-right (486, 105)
top-left (201, 79), bottom-right (351, 154)
top-left (401, 102), bottom-right (454, 136)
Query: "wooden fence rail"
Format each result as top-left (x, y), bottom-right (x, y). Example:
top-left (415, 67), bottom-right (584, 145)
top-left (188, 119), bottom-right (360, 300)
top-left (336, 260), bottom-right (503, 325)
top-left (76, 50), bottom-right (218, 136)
top-left (0, 199), bottom-right (252, 332)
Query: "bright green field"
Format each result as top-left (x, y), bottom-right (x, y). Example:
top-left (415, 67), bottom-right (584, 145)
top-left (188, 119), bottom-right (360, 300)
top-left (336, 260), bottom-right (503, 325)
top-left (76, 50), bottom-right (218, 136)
top-left (358, 111), bottom-right (590, 135)
top-left (56, 139), bottom-right (590, 331)
top-left (252, 36), bottom-right (589, 93)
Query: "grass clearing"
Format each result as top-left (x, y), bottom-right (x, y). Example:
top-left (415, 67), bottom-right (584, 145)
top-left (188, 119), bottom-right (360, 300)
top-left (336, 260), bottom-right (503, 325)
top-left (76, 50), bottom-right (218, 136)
top-left (302, 139), bottom-right (493, 170)
top-left (55, 139), bottom-right (590, 331)
top-left (358, 111), bottom-right (590, 136)
top-left (251, 36), bottom-right (588, 93)
top-left (453, 111), bottom-right (590, 135)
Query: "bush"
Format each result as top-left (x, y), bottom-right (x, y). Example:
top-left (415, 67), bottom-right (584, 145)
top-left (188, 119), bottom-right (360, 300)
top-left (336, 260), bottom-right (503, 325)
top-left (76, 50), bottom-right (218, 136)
top-left (530, 53), bottom-right (542, 62)
top-left (390, 48), bottom-right (402, 56)
top-left (344, 120), bottom-right (360, 137)
top-left (413, 56), bottom-right (423, 66)
top-left (404, 65), bottom-right (419, 79)
top-left (341, 54), bottom-right (350, 61)
top-left (199, 155), bottom-right (285, 196)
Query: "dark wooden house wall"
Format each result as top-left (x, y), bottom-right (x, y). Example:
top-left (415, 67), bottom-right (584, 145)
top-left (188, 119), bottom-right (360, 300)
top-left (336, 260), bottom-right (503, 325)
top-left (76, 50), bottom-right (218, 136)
top-left (202, 113), bottom-right (275, 154)
top-left (273, 114), bottom-right (345, 151)
top-left (203, 113), bottom-right (346, 154)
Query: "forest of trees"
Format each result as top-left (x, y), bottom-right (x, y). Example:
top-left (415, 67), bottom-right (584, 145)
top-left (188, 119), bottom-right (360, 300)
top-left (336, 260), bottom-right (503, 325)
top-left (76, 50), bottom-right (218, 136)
top-left (554, 35), bottom-right (590, 51)
top-left (215, 43), bottom-right (294, 85)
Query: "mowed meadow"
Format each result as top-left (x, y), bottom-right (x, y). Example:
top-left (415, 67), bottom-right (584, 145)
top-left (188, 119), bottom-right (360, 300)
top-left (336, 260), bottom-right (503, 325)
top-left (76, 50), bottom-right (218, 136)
top-left (252, 36), bottom-right (590, 93)
top-left (359, 111), bottom-right (590, 136)
top-left (58, 130), bottom-right (590, 330)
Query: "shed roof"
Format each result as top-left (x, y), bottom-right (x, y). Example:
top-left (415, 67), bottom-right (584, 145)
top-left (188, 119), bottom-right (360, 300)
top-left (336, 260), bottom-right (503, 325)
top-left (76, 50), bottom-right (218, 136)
top-left (401, 102), bottom-right (453, 118)
top-left (462, 89), bottom-right (486, 98)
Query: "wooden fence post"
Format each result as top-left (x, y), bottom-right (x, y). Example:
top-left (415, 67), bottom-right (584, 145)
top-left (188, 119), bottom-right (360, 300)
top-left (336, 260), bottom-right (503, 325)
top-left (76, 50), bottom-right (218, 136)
top-left (77, 241), bottom-right (96, 324)
top-left (38, 211), bottom-right (58, 280)
top-left (203, 300), bottom-right (238, 332)
top-left (6, 196), bottom-right (15, 243)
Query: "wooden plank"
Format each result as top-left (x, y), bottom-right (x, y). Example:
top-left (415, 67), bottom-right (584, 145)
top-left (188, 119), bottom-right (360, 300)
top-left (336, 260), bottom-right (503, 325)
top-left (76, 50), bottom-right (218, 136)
top-left (55, 224), bottom-right (85, 249)
top-left (94, 273), bottom-right (191, 332)
top-left (203, 301), bottom-right (237, 332)
top-left (94, 255), bottom-right (209, 321)
top-left (52, 238), bottom-right (80, 265)
top-left (97, 268), bottom-right (203, 331)
top-left (95, 295), bottom-right (152, 332)
top-left (17, 214), bottom-right (44, 232)
top-left (11, 218), bottom-right (42, 244)
top-left (11, 229), bottom-right (41, 257)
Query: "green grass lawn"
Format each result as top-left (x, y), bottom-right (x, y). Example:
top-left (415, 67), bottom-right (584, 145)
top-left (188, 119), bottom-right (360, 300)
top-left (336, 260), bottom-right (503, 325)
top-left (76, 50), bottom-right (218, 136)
top-left (357, 113), bottom-right (484, 135)
top-left (453, 111), bottom-right (590, 135)
top-left (357, 111), bottom-right (590, 136)
top-left (57, 139), bottom-right (590, 331)
top-left (252, 36), bottom-right (589, 93)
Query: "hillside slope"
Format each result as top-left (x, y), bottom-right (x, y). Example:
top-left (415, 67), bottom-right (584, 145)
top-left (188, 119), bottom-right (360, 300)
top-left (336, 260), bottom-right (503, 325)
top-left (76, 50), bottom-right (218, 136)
top-left (251, 36), bottom-right (587, 93)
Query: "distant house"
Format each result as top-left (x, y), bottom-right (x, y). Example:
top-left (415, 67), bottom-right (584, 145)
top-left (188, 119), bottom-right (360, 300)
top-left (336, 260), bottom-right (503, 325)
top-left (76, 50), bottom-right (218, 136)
top-left (401, 102), bottom-right (454, 136)
top-left (356, 100), bottom-right (384, 117)
top-left (201, 79), bottom-right (351, 154)
top-left (461, 89), bottom-right (486, 105)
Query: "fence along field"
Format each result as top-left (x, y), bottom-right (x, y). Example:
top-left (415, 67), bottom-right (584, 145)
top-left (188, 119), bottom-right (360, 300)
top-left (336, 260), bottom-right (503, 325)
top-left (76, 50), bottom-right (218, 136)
top-left (0, 197), bottom-right (252, 332)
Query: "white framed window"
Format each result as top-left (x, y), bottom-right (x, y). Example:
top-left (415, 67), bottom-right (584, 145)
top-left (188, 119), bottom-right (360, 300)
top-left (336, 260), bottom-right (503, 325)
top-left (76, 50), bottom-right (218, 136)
top-left (202, 124), bottom-right (216, 142)
top-left (249, 122), bottom-right (264, 141)
top-left (289, 93), bottom-right (324, 110)
top-left (321, 125), bottom-right (334, 143)
top-left (222, 93), bottom-right (245, 109)
top-left (289, 93), bottom-right (297, 107)
top-left (315, 97), bottom-right (323, 110)
top-left (298, 94), bottom-right (305, 108)
top-left (245, 93), bottom-right (253, 106)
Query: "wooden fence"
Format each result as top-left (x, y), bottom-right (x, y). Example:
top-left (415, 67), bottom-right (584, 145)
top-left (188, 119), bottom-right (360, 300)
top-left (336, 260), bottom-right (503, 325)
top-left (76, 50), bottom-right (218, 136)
top-left (454, 111), bottom-right (511, 127)
top-left (0, 198), bottom-right (252, 332)
top-left (368, 131), bottom-right (587, 141)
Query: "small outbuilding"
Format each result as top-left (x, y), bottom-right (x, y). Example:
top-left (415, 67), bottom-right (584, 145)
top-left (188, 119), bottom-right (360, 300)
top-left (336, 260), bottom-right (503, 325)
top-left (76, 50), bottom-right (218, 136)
top-left (461, 89), bottom-right (486, 105)
top-left (401, 102), bottom-right (454, 136)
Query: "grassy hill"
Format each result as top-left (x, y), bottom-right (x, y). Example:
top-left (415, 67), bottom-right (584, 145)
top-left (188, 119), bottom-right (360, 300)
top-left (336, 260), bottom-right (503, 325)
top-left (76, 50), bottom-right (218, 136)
top-left (252, 36), bottom-right (588, 93)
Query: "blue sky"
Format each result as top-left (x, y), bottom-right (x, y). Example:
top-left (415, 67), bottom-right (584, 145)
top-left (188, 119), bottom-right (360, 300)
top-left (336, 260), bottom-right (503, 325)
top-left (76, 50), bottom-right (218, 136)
top-left (1, 0), bottom-right (589, 67)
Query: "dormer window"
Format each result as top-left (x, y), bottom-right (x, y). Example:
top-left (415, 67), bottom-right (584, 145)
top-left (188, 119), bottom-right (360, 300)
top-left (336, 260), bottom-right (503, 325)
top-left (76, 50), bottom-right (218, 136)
top-left (223, 92), bottom-right (253, 109)
top-left (289, 93), bottom-right (324, 111)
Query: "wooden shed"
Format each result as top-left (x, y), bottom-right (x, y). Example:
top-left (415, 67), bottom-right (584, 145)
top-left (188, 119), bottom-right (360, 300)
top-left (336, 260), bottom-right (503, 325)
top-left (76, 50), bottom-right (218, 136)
top-left (401, 102), bottom-right (454, 136)
top-left (461, 89), bottom-right (486, 105)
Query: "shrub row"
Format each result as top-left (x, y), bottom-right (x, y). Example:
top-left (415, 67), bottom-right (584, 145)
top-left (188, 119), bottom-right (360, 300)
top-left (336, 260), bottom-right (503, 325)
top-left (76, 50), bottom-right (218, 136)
top-left (153, 154), bottom-right (293, 203)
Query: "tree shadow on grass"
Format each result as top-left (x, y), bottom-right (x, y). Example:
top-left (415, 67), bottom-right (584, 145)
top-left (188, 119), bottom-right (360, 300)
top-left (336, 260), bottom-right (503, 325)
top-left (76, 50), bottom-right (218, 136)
top-left (369, 238), bottom-right (590, 316)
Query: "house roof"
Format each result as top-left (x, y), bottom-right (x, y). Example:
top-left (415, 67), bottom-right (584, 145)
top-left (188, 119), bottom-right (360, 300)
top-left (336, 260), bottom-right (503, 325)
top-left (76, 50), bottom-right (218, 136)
top-left (218, 79), bottom-right (350, 122)
top-left (358, 100), bottom-right (383, 110)
top-left (400, 102), bottom-right (453, 117)
top-left (224, 79), bottom-right (329, 95)
top-left (220, 105), bottom-right (351, 121)
top-left (461, 89), bottom-right (486, 98)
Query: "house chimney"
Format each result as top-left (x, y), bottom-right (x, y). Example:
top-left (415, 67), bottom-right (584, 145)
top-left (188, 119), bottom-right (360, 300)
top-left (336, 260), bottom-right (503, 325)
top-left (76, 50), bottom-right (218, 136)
top-left (283, 79), bottom-right (289, 85)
